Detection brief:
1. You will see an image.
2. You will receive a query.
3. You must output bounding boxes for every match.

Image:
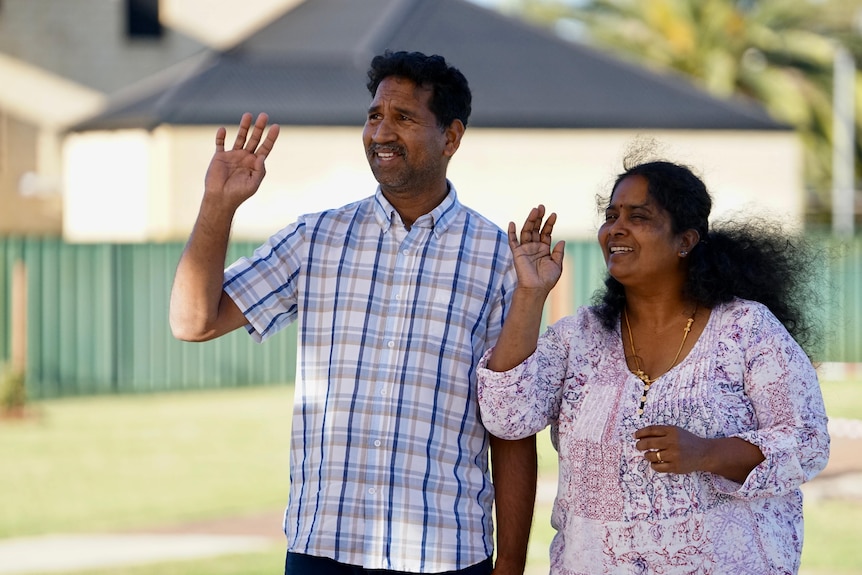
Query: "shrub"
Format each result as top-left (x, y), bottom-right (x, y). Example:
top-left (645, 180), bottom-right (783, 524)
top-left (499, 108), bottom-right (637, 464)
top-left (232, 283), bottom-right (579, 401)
top-left (0, 363), bottom-right (26, 415)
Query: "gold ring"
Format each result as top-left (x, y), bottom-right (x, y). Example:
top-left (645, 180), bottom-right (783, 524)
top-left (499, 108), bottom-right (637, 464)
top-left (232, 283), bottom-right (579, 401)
top-left (656, 450), bottom-right (663, 463)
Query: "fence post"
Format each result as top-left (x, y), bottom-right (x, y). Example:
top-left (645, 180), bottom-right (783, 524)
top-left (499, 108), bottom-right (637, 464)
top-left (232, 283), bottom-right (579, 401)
top-left (11, 260), bottom-right (26, 373)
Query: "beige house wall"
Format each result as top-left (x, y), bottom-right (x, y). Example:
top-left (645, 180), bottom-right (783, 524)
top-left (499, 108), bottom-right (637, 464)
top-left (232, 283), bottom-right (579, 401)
top-left (453, 129), bottom-right (803, 239)
top-left (62, 126), bottom-right (802, 243)
top-left (0, 54), bottom-right (107, 235)
top-left (0, 113), bottom-right (63, 235)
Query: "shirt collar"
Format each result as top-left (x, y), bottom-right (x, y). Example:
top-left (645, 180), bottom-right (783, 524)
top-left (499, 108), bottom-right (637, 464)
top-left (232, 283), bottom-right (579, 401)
top-left (372, 182), bottom-right (461, 238)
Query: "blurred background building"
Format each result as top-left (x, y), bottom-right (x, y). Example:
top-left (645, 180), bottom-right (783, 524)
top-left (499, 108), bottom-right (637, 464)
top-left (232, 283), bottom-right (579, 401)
top-left (3, 0), bottom-right (808, 243)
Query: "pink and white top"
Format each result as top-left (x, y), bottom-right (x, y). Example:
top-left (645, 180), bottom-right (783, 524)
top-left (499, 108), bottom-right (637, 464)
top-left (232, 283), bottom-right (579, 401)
top-left (478, 298), bottom-right (829, 575)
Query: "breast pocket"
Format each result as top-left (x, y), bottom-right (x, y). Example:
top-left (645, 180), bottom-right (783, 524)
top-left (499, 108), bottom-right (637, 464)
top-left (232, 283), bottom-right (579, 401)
top-left (425, 287), bottom-right (455, 339)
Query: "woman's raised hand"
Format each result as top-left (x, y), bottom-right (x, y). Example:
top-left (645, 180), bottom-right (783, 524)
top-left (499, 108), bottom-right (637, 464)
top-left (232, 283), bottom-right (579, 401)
top-left (508, 205), bottom-right (566, 293)
top-left (205, 112), bottom-right (280, 209)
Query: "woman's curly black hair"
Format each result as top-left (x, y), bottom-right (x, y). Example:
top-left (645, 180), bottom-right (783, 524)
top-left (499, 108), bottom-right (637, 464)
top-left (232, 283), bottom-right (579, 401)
top-left (591, 158), bottom-right (825, 358)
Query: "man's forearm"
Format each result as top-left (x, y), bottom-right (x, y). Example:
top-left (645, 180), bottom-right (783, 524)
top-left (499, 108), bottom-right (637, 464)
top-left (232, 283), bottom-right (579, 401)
top-left (169, 199), bottom-right (236, 341)
top-left (489, 434), bottom-right (537, 575)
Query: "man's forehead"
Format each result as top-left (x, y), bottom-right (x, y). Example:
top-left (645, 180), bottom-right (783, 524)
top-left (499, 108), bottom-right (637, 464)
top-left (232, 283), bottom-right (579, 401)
top-left (370, 77), bottom-right (434, 108)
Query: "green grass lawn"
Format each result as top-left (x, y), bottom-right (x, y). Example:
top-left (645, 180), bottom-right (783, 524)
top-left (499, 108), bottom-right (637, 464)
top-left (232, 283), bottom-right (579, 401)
top-left (1, 376), bottom-right (859, 575)
top-left (0, 385), bottom-right (293, 538)
top-left (820, 378), bottom-right (862, 419)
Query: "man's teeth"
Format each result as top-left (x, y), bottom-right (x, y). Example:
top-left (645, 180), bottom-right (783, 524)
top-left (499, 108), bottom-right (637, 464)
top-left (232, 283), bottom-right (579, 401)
top-left (610, 247), bottom-right (632, 253)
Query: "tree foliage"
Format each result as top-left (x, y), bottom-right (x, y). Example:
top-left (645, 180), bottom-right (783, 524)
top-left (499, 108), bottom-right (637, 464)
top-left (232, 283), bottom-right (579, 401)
top-left (498, 0), bottom-right (862, 222)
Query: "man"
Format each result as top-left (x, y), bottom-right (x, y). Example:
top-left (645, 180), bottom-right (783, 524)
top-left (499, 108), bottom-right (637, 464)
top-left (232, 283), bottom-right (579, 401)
top-left (170, 50), bottom-right (536, 575)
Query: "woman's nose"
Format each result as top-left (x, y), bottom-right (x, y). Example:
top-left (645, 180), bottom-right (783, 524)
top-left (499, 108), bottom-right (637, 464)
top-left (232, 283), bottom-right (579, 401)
top-left (605, 218), bottom-right (625, 235)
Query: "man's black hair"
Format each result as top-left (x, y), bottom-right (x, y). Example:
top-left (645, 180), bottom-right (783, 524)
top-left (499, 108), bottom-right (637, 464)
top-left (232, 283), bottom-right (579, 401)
top-left (366, 50), bottom-right (472, 129)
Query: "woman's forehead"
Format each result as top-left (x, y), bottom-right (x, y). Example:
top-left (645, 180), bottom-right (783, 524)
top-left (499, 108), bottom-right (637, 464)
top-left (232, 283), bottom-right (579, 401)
top-left (610, 175), bottom-right (653, 206)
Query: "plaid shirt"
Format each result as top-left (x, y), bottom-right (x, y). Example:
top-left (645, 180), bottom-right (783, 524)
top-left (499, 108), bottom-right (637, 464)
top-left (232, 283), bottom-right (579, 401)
top-left (223, 185), bottom-right (516, 572)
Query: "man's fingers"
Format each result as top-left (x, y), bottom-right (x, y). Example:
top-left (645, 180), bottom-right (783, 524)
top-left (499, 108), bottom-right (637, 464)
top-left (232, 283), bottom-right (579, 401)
top-left (255, 124), bottom-right (280, 160)
top-left (232, 112), bottom-right (254, 150)
top-left (244, 113), bottom-right (270, 152)
top-left (224, 113), bottom-right (279, 165)
top-left (215, 127), bottom-right (227, 152)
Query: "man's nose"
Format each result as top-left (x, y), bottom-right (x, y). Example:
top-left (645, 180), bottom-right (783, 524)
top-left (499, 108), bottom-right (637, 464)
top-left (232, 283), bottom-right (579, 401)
top-left (371, 117), bottom-right (395, 142)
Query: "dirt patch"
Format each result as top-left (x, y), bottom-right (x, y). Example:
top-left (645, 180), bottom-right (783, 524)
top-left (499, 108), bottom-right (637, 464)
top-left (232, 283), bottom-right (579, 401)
top-left (131, 510), bottom-right (286, 540)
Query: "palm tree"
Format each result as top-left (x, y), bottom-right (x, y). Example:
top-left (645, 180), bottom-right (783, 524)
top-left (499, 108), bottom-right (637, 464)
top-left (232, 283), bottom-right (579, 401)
top-left (498, 0), bottom-right (862, 225)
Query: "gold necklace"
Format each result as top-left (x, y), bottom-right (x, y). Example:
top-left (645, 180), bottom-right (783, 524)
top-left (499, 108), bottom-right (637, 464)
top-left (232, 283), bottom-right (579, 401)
top-left (624, 306), bottom-right (696, 416)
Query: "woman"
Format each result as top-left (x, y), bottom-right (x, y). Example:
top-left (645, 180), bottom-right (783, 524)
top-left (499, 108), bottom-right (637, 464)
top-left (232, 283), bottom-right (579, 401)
top-left (477, 160), bottom-right (830, 574)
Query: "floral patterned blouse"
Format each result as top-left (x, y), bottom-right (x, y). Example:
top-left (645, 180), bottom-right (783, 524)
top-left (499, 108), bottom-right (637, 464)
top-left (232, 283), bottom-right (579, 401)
top-left (477, 298), bottom-right (829, 575)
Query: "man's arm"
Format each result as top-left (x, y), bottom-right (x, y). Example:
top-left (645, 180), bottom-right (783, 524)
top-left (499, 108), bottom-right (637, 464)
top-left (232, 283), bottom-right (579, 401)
top-left (169, 112), bottom-right (279, 342)
top-left (489, 434), bottom-right (537, 575)
top-left (169, 195), bottom-right (247, 341)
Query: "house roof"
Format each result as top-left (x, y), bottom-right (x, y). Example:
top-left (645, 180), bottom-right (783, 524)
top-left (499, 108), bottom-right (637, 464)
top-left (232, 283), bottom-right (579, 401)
top-left (71, 0), bottom-right (787, 132)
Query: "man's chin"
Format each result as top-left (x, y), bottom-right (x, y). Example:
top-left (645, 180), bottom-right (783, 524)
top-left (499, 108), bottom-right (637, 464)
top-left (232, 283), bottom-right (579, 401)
top-left (370, 171), bottom-right (407, 190)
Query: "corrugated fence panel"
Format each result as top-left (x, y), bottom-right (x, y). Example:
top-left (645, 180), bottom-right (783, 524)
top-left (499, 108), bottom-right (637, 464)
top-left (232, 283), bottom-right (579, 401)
top-left (109, 241), bottom-right (297, 396)
top-left (1, 238), bottom-right (297, 399)
top-left (566, 241), bottom-right (607, 308)
top-left (0, 238), bottom-right (23, 368)
top-left (0, 235), bottom-right (858, 399)
top-left (823, 235), bottom-right (862, 362)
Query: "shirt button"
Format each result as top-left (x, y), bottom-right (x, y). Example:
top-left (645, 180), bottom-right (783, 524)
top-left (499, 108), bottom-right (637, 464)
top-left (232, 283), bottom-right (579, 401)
top-left (368, 487), bottom-right (376, 495)
top-left (374, 440), bottom-right (381, 447)
top-left (402, 249), bottom-right (409, 255)
top-left (387, 341), bottom-right (395, 348)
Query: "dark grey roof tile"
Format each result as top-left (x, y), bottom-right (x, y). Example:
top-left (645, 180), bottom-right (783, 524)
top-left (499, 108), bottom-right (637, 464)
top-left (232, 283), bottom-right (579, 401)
top-left (70, 0), bottom-right (787, 132)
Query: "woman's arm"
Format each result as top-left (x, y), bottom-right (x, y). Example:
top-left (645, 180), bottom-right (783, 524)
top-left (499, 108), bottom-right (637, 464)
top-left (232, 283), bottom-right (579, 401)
top-left (486, 205), bottom-right (565, 372)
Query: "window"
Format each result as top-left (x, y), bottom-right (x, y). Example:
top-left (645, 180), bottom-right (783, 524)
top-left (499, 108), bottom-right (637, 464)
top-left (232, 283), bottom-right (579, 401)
top-left (126, 0), bottom-right (162, 38)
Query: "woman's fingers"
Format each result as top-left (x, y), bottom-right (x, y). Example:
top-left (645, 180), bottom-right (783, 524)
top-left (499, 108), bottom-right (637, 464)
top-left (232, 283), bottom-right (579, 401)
top-left (507, 221), bottom-right (519, 246)
top-left (540, 211), bottom-right (556, 241)
top-left (519, 206), bottom-right (538, 244)
top-left (516, 205), bottom-right (559, 247)
top-left (519, 205), bottom-right (552, 244)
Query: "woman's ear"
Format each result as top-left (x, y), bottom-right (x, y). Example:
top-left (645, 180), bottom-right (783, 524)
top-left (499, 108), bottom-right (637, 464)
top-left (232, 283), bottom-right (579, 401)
top-left (679, 229), bottom-right (700, 257)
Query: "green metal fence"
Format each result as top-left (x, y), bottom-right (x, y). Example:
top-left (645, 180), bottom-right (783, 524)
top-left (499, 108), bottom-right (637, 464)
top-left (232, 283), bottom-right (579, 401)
top-left (0, 235), bottom-right (859, 399)
top-left (0, 238), bottom-right (296, 399)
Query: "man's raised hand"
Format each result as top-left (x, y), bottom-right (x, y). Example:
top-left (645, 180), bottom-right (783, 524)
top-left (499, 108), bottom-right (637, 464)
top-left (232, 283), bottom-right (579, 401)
top-left (205, 112), bottom-right (280, 209)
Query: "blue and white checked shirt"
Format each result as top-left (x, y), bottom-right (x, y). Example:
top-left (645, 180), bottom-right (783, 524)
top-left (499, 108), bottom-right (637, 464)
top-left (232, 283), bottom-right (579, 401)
top-left (223, 185), bottom-right (516, 572)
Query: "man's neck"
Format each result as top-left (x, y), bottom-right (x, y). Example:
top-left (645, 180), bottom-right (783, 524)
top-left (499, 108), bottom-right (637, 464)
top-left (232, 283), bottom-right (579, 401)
top-left (382, 181), bottom-right (450, 229)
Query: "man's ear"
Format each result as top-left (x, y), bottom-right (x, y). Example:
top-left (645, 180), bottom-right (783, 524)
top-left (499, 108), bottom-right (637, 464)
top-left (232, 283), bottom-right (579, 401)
top-left (443, 119), bottom-right (465, 157)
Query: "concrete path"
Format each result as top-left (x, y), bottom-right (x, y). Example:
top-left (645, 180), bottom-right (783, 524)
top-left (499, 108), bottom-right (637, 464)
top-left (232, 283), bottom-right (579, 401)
top-left (0, 533), bottom-right (275, 574)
